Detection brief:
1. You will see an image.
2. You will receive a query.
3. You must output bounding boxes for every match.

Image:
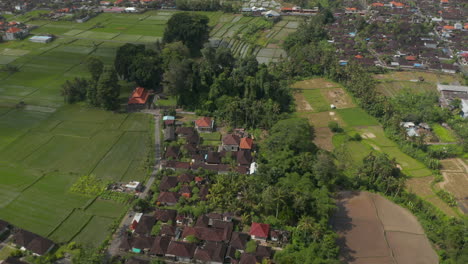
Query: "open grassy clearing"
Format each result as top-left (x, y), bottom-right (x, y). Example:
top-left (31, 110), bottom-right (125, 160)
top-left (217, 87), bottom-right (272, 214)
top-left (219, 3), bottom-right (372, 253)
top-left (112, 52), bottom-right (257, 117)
top-left (431, 123), bottom-right (458, 143)
top-left (374, 72), bottom-right (462, 98)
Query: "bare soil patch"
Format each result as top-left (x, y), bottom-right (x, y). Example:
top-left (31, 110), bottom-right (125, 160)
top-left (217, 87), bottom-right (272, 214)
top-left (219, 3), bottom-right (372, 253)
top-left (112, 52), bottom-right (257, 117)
top-left (291, 78), bottom-right (340, 90)
top-left (293, 92), bottom-right (313, 112)
top-left (438, 172), bottom-right (468, 214)
top-left (407, 176), bottom-right (434, 198)
top-left (322, 88), bottom-right (355, 109)
top-left (361, 132), bottom-right (376, 139)
top-left (301, 112), bottom-right (345, 128)
top-left (440, 159), bottom-right (463, 172)
top-left (313, 127), bottom-right (333, 151)
top-left (332, 191), bottom-right (437, 264)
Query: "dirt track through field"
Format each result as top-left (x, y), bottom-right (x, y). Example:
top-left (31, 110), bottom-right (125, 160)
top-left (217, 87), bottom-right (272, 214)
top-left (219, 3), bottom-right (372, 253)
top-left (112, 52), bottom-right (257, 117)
top-left (438, 159), bottom-right (468, 214)
top-left (332, 191), bottom-right (438, 264)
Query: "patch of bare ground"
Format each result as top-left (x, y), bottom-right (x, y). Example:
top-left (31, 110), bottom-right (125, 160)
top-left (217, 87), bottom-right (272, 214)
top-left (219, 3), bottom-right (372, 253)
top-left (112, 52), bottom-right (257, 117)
top-left (406, 176), bottom-right (435, 198)
top-left (332, 191), bottom-right (438, 264)
top-left (313, 127), bottom-right (333, 151)
top-left (290, 78), bottom-right (340, 89)
top-left (302, 111), bottom-right (345, 128)
top-left (321, 88), bottom-right (356, 109)
top-left (293, 92), bottom-right (313, 112)
top-left (439, 159), bottom-right (468, 214)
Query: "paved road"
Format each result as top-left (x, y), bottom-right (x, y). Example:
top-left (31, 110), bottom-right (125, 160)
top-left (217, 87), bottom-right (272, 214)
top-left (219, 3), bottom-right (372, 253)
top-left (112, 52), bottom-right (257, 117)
top-left (107, 109), bottom-right (162, 257)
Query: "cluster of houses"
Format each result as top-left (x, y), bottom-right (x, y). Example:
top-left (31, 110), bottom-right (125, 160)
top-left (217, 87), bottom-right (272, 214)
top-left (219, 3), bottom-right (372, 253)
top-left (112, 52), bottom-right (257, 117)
top-left (438, 84), bottom-right (468, 118)
top-left (162, 116), bottom-right (257, 175)
top-left (0, 219), bottom-right (55, 263)
top-left (119, 206), bottom-right (289, 263)
top-left (327, 0), bottom-right (466, 71)
top-left (0, 20), bottom-right (29, 41)
top-left (400, 121), bottom-right (432, 138)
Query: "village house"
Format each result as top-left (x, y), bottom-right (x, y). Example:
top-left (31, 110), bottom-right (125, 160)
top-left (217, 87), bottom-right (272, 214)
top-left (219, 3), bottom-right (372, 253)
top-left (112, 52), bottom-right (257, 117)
top-left (159, 176), bottom-right (178, 192)
top-left (131, 236), bottom-right (153, 253)
top-left (193, 241), bottom-right (227, 264)
top-left (13, 229), bottom-right (55, 256)
top-left (437, 84), bottom-right (468, 117)
top-left (149, 236), bottom-right (171, 257)
top-left (154, 208), bottom-right (177, 223)
top-left (165, 241), bottom-right (197, 262)
top-left (157, 192), bottom-right (180, 206)
top-left (134, 215), bottom-right (156, 236)
top-left (249, 222), bottom-right (270, 241)
top-left (127, 87), bottom-right (152, 112)
top-left (195, 117), bottom-right (214, 133)
top-left (222, 134), bottom-right (241, 151)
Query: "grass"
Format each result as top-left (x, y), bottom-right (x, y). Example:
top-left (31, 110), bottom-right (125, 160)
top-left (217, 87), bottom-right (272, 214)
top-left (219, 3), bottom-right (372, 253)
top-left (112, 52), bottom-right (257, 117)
top-left (431, 123), bottom-right (458, 143)
top-left (156, 96), bottom-right (177, 107)
top-left (302, 89), bottom-right (330, 112)
top-left (0, 245), bottom-right (15, 260)
top-left (73, 216), bottom-right (116, 248)
top-left (337, 108), bottom-right (379, 127)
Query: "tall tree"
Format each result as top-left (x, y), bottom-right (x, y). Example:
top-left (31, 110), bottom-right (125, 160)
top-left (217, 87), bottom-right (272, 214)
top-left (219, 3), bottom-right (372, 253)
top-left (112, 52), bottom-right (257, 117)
top-left (85, 57), bottom-right (104, 82)
top-left (61, 77), bottom-right (88, 104)
top-left (114, 43), bottom-right (145, 80)
top-left (163, 12), bottom-right (210, 55)
top-left (96, 66), bottom-right (120, 110)
top-left (128, 50), bottom-right (163, 89)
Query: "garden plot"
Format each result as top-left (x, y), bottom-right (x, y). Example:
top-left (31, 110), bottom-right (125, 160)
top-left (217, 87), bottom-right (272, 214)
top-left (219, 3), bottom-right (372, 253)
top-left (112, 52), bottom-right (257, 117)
top-left (292, 78), bottom-right (340, 89)
top-left (322, 88), bottom-right (355, 109)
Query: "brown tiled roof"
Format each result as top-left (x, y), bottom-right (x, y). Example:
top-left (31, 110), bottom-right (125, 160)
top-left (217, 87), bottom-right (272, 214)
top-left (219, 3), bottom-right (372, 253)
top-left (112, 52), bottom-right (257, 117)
top-left (132, 236), bottom-right (153, 250)
top-left (149, 236), bottom-right (171, 256)
top-left (194, 242), bottom-right (227, 263)
top-left (166, 241), bottom-right (196, 258)
top-left (206, 151), bottom-right (221, 164)
top-left (165, 146), bottom-right (180, 159)
top-left (154, 208), bottom-right (177, 222)
top-left (157, 192), bottom-right (180, 204)
top-left (13, 229), bottom-right (54, 255)
top-left (240, 253), bottom-right (261, 264)
top-left (0, 219), bottom-right (9, 230)
top-left (237, 150), bottom-right (252, 165)
top-left (230, 232), bottom-right (250, 250)
top-left (223, 134), bottom-right (240, 145)
top-left (119, 234), bottom-right (133, 251)
top-left (160, 225), bottom-right (177, 237)
top-left (176, 127), bottom-right (196, 137)
top-left (195, 215), bottom-right (210, 227)
top-left (182, 225), bottom-right (232, 242)
top-left (186, 133), bottom-right (200, 145)
top-left (134, 216), bottom-right (156, 236)
top-left (255, 245), bottom-right (273, 259)
top-left (159, 176), bottom-right (178, 192)
top-left (178, 173), bottom-right (195, 183)
top-left (179, 185), bottom-right (192, 195)
top-left (165, 161), bottom-right (190, 169)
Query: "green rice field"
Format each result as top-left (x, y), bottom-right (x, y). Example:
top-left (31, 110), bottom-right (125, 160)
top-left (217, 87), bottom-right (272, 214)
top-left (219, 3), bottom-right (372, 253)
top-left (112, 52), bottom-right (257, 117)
top-left (0, 10), bottom-right (299, 248)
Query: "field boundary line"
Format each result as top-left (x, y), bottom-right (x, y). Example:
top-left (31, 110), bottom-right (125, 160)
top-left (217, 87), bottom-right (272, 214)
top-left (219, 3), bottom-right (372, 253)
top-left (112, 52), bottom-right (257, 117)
top-left (68, 214), bottom-right (95, 243)
top-left (82, 196), bottom-right (99, 210)
top-left (370, 195), bottom-right (398, 264)
top-left (46, 208), bottom-right (77, 238)
top-left (17, 134), bottom-right (56, 163)
top-left (19, 171), bottom-right (47, 193)
top-left (87, 131), bottom-right (125, 176)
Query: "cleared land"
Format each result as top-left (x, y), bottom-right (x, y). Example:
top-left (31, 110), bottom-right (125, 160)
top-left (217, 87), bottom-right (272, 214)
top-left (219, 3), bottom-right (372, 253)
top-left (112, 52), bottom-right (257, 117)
top-left (438, 159), bottom-right (468, 214)
top-left (332, 191), bottom-right (438, 264)
top-left (374, 72), bottom-right (461, 97)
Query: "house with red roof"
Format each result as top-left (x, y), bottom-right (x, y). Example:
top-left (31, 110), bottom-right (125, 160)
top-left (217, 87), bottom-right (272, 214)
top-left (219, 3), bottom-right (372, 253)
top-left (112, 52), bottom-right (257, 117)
top-left (249, 223), bottom-right (270, 241)
top-left (195, 117), bottom-right (214, 133)
top-left (3, 24), bottom-right (29, 41)
top-left (127, 87), bottom-right (152, 112)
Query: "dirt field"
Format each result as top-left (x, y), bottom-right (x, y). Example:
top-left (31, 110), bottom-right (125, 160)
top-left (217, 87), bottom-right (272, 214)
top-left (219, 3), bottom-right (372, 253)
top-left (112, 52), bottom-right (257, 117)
top-left (313, 127), bottom-right (333, 151)
top-left (322, 88), bottom-right (356, 109)
top-left (291, 78), bottom-right (340, 89)
top-left (332, 191), bottom-right (438, 264)
top-left (300, 111), bottom-right (345, 128)
top-left (293, 92), bottom-right (313, 112)
top-left (438, 159), bottom-right (468, 214)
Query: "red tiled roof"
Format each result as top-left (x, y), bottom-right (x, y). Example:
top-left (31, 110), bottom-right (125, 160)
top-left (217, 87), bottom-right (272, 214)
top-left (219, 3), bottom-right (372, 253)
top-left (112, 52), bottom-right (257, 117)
top-left (405, 56), bottom-right (417, 61)
top-left (443, 25), bottom-right (455, 30)
top-left (355, 54), bottom-right (363, 59)
top-left (249, 223), bottom-right (269, 238)
top-left (128, 87), bottom-right (150, 105)
top-left (195, 117), bottom-right (212, 128)
top-left (6, 27), bottom-right (21, 33)
top-left (240, 137), bottom-right (253, 149)
top-left (371, 2), bottom-right (384, 7)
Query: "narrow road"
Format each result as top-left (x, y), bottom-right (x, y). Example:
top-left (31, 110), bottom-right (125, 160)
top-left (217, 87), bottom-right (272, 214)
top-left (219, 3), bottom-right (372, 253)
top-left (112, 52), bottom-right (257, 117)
top-left (107, 109), bottom-right (162, 257)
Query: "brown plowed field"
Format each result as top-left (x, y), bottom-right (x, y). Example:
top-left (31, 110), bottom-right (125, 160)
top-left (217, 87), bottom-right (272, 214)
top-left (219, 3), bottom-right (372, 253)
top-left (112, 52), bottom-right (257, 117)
top-left (332, 191), bottom-right (438, 264)
top-left (438, 159), bottom-right (468, 214)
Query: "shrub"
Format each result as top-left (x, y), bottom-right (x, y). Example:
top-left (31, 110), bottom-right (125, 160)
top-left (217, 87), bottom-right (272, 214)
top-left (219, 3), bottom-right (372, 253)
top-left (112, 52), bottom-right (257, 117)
top-left (328, 121), bottom-right (343, 133)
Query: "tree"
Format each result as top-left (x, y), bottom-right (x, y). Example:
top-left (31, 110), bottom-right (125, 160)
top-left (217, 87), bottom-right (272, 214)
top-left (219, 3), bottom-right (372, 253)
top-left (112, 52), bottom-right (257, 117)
top-left (85, 57), bottom-right (104, 82)
top-left (327, 121), bottom-right (343, 133)
top-left (61, 78), bottom-right (88, 104)
top-left (96, 66), bottom-right (120, 110)
top-left (245, 240), bottom-right (257, 253)
top-left (163, 12), bottom-right (210, 55)
top-left (114, 43), bottom-right (145, 80)
top-left (263, 118), bottom-right (316, 154)
top-left (128, 50), bottom-right (163, 89)
top-left (162, 41), bottom-right (190, 70)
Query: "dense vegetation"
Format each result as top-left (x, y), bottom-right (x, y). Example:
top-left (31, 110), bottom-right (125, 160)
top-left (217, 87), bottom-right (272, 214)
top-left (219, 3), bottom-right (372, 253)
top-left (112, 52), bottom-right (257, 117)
top-left (113, 12), bottom-right (293, 129)
top-left (280, 10), bottom-right (467, 263)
